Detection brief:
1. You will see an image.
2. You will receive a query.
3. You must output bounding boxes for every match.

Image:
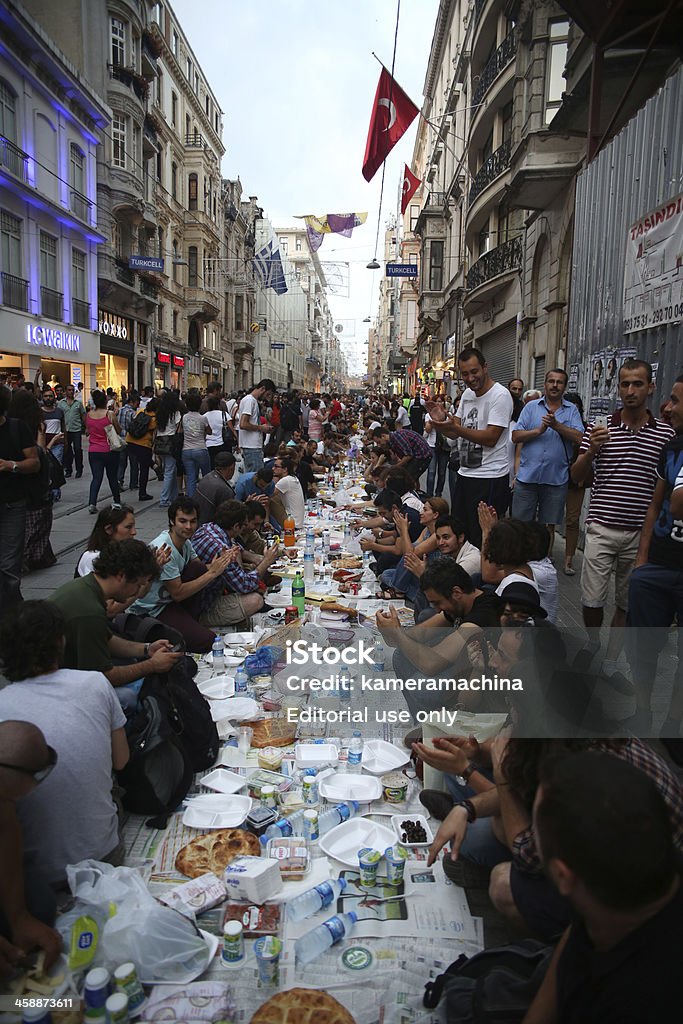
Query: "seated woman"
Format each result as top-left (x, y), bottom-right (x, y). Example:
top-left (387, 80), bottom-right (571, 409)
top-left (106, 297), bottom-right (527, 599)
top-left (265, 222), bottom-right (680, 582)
top-left (75, 505), bottom-right (137, 577)
top-left (0, 601), bottom-right (129, 888)
top-left (379, 496), bottom-right (449, 599)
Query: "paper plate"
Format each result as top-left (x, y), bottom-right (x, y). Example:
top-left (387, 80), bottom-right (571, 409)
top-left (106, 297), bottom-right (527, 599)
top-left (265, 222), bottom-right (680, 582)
top-left (266, 591), bottom-right (295, 608)
top-left (295, 742), bottom-right (339, 767)
top-left (391, 813), bottom-right (434, 848)
top-left (209, 696), bottom-right (260, 723)
top-left (224, 631), bottom-right (260, 647)
top-left (319, 817), bottom-right (396, 867)
top-left (204, 651), bottom-right (245, 668)
top-left (319, 774), bottom-right (382, 803)
top-left (361, 739), bottom-right (410, 775)
top-left (197, 675), bottom-right (235, 700)
top-left (200, 767), bottom-right (247, 795)
top-left (182, 793), bottom-right (252, 829)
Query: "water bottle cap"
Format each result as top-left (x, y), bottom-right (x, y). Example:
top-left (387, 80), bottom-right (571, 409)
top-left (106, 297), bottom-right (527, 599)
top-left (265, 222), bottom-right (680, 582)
top-left (348, 911), bottom-right (358, 923)
top-left (352, 730), bottom-right (361, 737)
top-left (339, 877), bottom-right (348, 891)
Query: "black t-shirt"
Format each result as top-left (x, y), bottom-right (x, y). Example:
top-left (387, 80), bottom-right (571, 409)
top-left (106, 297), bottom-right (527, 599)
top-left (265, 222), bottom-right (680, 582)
top-left (463, 590), bottom-right (503, 628)
top-left (409, 400), bottom-right (426, 433)
top-left (557, 882), bottom-right (683, 1023)
top-left (0, 417), bottom-right (34, 503)
top-left (648, 433), bottom-right (683, 569)
top-left (297, 459), bottom-right (315, 495)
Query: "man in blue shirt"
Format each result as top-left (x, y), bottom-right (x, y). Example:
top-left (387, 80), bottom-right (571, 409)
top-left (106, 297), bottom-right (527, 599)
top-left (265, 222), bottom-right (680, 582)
top-left (511, 368), bottom-right (584, 545)
top-left (235, 466), bottom-right (274, 503)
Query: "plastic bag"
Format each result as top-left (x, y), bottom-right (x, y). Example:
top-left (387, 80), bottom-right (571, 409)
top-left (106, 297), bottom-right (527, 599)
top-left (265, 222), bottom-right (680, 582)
top-left (234, 451), bottom-right (245, 475)
top-left (244, 644), bottom-right (282, 676)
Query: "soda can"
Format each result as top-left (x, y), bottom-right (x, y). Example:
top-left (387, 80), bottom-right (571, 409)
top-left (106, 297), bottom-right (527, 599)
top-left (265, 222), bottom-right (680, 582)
top-left (285, 606), bottom-right (299, 624)
top-left (113, 962), bottom-right (145, 1013)
top-left (84, 967), bottom-right (111, 1010)
top-left (302, 808), bottom-right (319, 841)
top-left (302, 776), bottom-right (318, 805)
top-left (221, 920), bottom-right (245, 966)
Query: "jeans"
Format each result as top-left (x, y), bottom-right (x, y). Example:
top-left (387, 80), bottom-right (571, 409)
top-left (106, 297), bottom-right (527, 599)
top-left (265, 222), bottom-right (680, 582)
top-left (626, 562), bottom-right (683, 712)
top-left (127, 444), bottom-right (153, 497)
top-left (160, 454), bottom-right (179, 506)
top-left (511, 480), bottom-right (568, 525)
top-left (88, 451), bottom-right (121, 506)
top-left (118, 445), bottom-right (135, 488)
top-left (426, 448), bottom-right (448, 497)
top-left (63, 430), bottom-right (83, 475)
top-left (182, 448), bottom-right (211, 497)
top-left (458, 817), bottom-right (512, 868)
top-left (381, 558), bottom-right (421, 602)
top-left (0, 500), bottom-right (27, 615)
top-left (242, 448), bottom-right (264, 473)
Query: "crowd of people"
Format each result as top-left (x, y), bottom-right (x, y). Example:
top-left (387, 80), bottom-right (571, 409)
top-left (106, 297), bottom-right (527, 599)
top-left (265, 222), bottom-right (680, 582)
top-left (1, 353), bottom-right (682, 1019)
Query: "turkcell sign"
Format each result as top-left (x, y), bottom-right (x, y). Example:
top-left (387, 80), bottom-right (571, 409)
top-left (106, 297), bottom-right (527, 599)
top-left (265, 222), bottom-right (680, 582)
top-left (270, 342), bottom-right (285, 350)
top-left (129, 255), bottom-right (165, 272)
top-left (26, 324), bottom-right (81, 353)
top-left (386, 263), bottom-right (418, 277)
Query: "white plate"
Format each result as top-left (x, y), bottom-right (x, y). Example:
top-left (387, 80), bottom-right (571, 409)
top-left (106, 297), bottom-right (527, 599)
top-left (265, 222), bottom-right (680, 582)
top-left (204, 652), bottom-right (245, 668)
top-left (391, 813), bottom-right (434, 848)
top-left (209, 696), bottom-right (260, 723)
top-left (200, 767), bottom-right (247, 794)
top-left (319, 774), bottom-right (382, 803)
top-left (225, 631), bottom-right (259, 647)
top-left (361, 739), bottom-right (410, 775)
top-left (140, 929), bottom-right (216, 986)
top-left (319, 611), bottom-right (348, 622)
top-left (197, 675), bottom-right (235, 700)
top-left (266, 591), bottom-right (295, 608)
top-left (182, 793), bottom-right (252, 829)
top-left (295, 742), bottom-right (339, 767)
top-left (319, 817), bottom-right (396, 867)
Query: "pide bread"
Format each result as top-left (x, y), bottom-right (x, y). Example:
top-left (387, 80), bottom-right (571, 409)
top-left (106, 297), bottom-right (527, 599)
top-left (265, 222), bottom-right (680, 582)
top-left (175, 828), bottom-right (261, 878)
top-left (250, 988), bottom-right (355, 1024)
top-left (247, 718), bottom-right (298, 749)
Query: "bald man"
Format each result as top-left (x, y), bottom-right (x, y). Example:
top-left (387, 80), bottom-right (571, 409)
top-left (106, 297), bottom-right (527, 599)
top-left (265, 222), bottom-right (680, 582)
top-left (0, 720), bottom-right (62, 973)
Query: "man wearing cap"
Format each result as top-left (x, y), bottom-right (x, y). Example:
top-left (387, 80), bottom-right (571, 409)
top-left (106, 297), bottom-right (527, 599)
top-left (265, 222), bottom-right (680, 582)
top-left (238, 379), bottom-right (276, 473)
top-left (194, 452), bottom-right (237, 525)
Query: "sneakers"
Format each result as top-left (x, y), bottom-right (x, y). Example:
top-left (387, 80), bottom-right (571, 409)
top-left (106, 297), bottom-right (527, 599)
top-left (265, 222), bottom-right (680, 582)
top-left (88, 504), bottom-right (97, 514)
top-left (139, 493), bottom-right (154, 501)
top-left (112, 503), bottom-right (122, 510)
top-left (419, 788), bottom-right (454, 821)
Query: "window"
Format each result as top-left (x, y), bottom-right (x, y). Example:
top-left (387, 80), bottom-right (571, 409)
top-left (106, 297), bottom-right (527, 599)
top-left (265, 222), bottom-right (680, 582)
top-left (133, 124), bottom-right (141, 171)
top-left (171, 91), bottom-right (177, 126)
top-left (111, 17), bottom-right (125, 67)
top-left (205, 95), bottom-right (210, 117)
top-left (157, 226), bottom-right (164, 257)
top-left (194, 72), bottom-right (199, 96)
top-left (155, 69), bottom-right (163, 110)
top-left (279, 237), bottom-right (288, 255)
top-left (295, 237), bottom-right (302, 251)
top-left (172, 239), bottom-right (179, 281)
top-left (501, 101), bottom-right (513, 143)
top-left (0, 80), bottom-right (17, 142)
top-left (158, 303), bottom-right (163, 330)
top-left (1, 210), bottom-right (22, 276)
top-left (112, 114), bottom-right (126, 168)
top-left (482, 128), bottom-right (494, 165)
top-left (131, 34), bottom-right (138, 71)
top-left (478, 220), bottom-right (490, 257)
top-left (410, 204), bottom-right (419, 232)
top-left (171, 161), bottom-right (177, 199)
top-left (186, 57), bottom-right (192, 81)
top-left (39, 231), bottom-right (58, 290)
top-left (155, 149), bottom-right (162, 182)
top-left (546, 20), bottom-right (569, 124)
top-left (185, 113), bottom-right (191, 139)
top-left (188, 245), bottom-right (198, 286)
top-left (111, 220), bottom-right (120, 257)
top-left (203, 325), bottom-right (208, 349)
top-left (188, 172), bottom-right (198, 210)
top-left (429, 240), bottom-right (443, 291)
top-left (71, 248), bottom-right (86, 300)
top-left (235, 294), bottom-right (244, 330)
top-left (497, 203), bottom-right (511, 244)
top-left (152, 3), bottom-right (162, 26)
top-left (212, 329), bottom-right (217, 351)
top-left (172, 30), bottom-right (179, 59)
top-left (173, 309), bottom-right (178, 335)
top-left (70, 144), bottom-right (85, 194)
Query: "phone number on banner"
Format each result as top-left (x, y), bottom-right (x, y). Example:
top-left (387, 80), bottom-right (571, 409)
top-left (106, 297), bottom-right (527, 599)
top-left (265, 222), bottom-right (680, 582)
top-left (624, 301), bottom-right (683, 333)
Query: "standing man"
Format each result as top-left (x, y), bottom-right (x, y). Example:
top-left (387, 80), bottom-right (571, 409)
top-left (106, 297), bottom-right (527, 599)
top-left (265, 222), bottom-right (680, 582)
top-left (40, 390), bottom-right (65, 468)
top-left (427, 347), bottom-right (513, 548)
top-left (0, 386), bottom-right (39, 614)
top-left (571, 358), bottom-right (674, 681)
top-left (511, 369), bottom-right (584, 546)
top-left (507, 377), bottom-right (524, 420)
top-left (58, 384), bottom-right (86, 479)
top-left (238, 379), bottom-right (275, 473)
top-left (199, 381), bottom-right (227, 414)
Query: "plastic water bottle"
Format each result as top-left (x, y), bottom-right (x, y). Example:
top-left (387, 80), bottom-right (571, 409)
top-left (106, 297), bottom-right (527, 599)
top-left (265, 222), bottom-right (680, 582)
top-left (318, 801), bottom-right (360, 836)
top-left (260, 809), bottom-right (306, 843)
top-left (322, 530), bottom-right (330, 558)
top-left (343, 523), bottom-right (352, 548)
top-left (294, 912), bottom-right (358, 965)
top-left (348, 732), bottom-right (363, 773)
top-left (288, 878), bottom-right (348, 923)
top-left (305, 526), bottom-right (315, 552)
top-left (339, 666), bottom-right (352, 702)
top-left (234, 666), bottom-right (248, 693)
top-left (212, 636), bottom-right (225, 673)
top-left (292, 572), bottom-right (305, 617)
top-left (372, 640), bottom-right (386, 671)
top-left (304, 550), bottom-right (315, 584)
top-left (362, 549), bottom-right (372, 570)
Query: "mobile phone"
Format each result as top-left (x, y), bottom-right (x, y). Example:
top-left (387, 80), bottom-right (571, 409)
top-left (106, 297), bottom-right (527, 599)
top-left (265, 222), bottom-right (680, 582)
top-left (170, 642), bottom-right (185, 653)
top-left (593, 415), bottom-right (609, 429)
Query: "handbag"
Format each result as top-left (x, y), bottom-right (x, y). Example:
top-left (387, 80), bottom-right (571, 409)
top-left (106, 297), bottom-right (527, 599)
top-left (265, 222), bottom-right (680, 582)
top-left (104, 420), bottom-right (124, 451)
top-left (154, 432), bottom-right (182, 458)
top-left (221, 410), bottom-right (235, 447)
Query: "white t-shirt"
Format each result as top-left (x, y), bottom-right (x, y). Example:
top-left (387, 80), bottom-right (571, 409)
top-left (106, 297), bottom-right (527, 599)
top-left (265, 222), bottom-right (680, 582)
top-left (275, 474), bottom-right (306, 527)
top-left (456, 540), bottom-right (481, 577)
top-left (238, 393), bottom-right (262, 450)
top-left (204, 409), bottom-right (226, 447)
top-left (457, 382), bottom-right (513, 479)
top-left (395, 405), bottom-right (410, 428)
top-left (226, 397), bottom-right (238, 422)
top-left (424, 415), bottom-right (437, 448)
top-left (76, 549), bottom-right (99, 577)
top-left (0, 669), bottom-right (125, 884)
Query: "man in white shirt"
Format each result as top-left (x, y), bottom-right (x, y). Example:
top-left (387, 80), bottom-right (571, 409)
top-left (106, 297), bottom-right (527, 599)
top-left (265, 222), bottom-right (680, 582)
top-left (272, 455), bottom-right (305, 528)
top-left (395, 403), bottom-right (410, 428)
top-left (238, 379), bottom-right (275, 473)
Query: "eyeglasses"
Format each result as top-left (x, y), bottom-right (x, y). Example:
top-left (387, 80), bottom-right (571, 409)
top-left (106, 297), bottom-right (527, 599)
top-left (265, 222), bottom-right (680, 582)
top-left (0, 745), bottom-right (58, 783)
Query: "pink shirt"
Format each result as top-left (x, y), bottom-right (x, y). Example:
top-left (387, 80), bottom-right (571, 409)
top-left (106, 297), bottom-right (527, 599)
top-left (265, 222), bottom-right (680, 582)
top-left (86, 413), bottom-right (112, 453)
top-left (308, 409), bottom-right (324, 441)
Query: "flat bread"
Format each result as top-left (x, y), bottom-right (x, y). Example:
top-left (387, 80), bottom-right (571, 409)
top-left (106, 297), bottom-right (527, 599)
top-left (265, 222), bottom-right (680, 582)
top-left (175, 828), bottom-right (261, 879)
top-left (247, 718), bottom-right (298, 749)
top-left (250, 988), bottom-right (355, 1024)
top-left (333, 556), bottom-right (362, 569)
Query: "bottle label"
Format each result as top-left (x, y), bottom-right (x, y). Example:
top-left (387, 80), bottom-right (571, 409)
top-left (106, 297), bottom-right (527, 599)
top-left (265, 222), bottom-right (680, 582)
top-left (348, 751), bottom-right (362, 767)
top-left (314, 881), bottom-right (335, 908)
top-left (322, 916), bottom-right (345, 944)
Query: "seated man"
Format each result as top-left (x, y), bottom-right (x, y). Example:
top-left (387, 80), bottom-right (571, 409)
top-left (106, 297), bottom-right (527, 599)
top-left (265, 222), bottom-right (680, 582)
top-left (524, 752), bottom-right (683, 1022)
top-left (194, 451), bottom-right (237, 525)
top-left (192, 501), bottom-right (279, 628)
top-left (0, 720), bottom-right (62, 973)
top-left (0, 602), bottom-right (130, 891)
top-left (50, 539), bottom-right (183, 696)
top-left (234, 465), bottom-right (274, 504)
top-left (360, 489), bottom-right (422, 574)
top-left (129, 498), bottom-right (232, 653)
top-left (272, 455), bottom-right (306, 528)
top-left (408, 515), bottom-right (482, 617)
top-left (240, 500), bottom-right (268, 557)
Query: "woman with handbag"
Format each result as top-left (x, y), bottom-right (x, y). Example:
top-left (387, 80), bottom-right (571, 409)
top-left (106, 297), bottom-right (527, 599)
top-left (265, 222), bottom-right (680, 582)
top-left (204, 394), bottom-right (232, 468)
top-left (86, 390), bottom-right (122, 513)
top-left (154, 391), bottom-right (183, 507)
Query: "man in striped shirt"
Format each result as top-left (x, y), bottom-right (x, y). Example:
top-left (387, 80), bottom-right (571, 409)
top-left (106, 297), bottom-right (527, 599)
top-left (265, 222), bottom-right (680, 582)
top-left (571, 359), bottom-right (674, 680)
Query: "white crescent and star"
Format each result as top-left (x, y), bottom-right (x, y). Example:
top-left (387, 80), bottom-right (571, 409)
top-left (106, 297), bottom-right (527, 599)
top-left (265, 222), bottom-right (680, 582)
top-left (378, 97), bottom-right (397, 131)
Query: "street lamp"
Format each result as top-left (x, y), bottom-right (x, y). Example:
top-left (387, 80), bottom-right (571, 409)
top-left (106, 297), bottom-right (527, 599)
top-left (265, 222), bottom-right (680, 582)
top-left (366, 259), bottom-right (380, 270)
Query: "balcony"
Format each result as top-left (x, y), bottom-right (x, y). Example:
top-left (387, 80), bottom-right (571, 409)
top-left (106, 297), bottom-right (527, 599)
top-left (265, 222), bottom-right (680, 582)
top-left (472, 30), bottom-right (517, 109)
top-left (0, 135), bottom-right (29, 183)
top-left (424, 191), bottom-right (447, 209)
top-left (466, 235), bottom-right (523, 293)
top-left (143, 117), bottom-right (159, 159)
top-left (185, 132), bottom-right (205, 149)
top-left (40, 286), bottom-right (63, 320)
top-left (139, 278), bottom-right (158, 299)
top-left (141, 28), bottom-right (162, 78)
top-left (469, 137), bottom-right (512, 206)
top-left (1, 272), bottom-right (29, 311)
top-left (72, 298), bottom-right (90, 328)
top-left (108, 64), bottom-right (148, 102)
top-left (70, 190), bottom-right (92, 222)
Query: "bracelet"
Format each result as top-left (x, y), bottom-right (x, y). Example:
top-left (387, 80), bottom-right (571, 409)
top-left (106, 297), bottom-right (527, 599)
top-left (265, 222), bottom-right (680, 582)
top-left (457, 799), bottom-right (477, 824)
top-left (144, 643), bottom-right (150, 658)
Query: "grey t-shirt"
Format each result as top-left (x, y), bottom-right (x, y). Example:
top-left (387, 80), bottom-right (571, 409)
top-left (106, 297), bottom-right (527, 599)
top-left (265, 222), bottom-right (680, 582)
top-left (182, 411), bottom-right (209, 450)
top-left (0, 669), bottom-right (125, 884)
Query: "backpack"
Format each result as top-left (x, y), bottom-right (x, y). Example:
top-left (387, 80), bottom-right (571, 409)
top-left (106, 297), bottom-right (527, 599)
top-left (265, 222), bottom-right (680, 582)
top-left (163, 655), bottom-right (219, 772)
top-left (127, 410), bottom-right (152, 439)
top-left (409, 400), bottom-right (426, 433)
top-left (423, 940), bottom-right (553, 1023)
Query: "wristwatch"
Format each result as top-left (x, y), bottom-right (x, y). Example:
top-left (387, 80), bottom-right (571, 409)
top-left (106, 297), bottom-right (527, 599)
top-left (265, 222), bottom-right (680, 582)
top-left (461, 762), bottom-right (476, 782)
top-left (143, 643), bottom-right (151, 658)
top-left (11, 462), bottom-right (18, 473)
top-left (456, 799), bottom-right (477, 824)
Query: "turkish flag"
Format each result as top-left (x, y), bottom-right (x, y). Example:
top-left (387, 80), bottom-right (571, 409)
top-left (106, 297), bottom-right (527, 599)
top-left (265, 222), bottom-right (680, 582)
top-left (401, 164), bottom-right (422, 214)
top-left (362, 68), bottom-right (420, 182)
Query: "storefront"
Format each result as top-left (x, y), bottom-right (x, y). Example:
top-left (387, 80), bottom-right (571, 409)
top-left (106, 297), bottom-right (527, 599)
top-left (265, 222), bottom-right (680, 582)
top-left (0, 305), bottom-right (100, 391)
top-left (154, 349), bottom-right (171, 390)
top-left (98, 310), bottom-right (134, 394)
top-left (171, 355), bottom-right (185, 391)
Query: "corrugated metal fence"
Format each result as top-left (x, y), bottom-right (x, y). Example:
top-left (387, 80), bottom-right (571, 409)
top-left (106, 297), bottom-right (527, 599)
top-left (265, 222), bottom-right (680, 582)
top-left (568, 64), bottom-right (683, 408)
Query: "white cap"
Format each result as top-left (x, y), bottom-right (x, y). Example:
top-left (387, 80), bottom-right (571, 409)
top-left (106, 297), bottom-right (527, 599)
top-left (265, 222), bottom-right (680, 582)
top-left (303, 809), bottom-right (317, 819)
top-left (224, 920), bottom-right (243, 937)
top-left (105, 992), bottom-right (128, 1012)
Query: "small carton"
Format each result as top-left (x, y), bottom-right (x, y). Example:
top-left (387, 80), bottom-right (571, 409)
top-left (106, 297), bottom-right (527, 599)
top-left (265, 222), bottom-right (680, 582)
top-left (159, 872), bottom-right (228, 918)
top-left (223, 856), bottom-right (283, 903)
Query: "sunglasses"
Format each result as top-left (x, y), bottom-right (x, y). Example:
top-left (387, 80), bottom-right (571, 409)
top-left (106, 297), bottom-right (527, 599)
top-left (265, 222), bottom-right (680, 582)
top-left (0, 744), bottom-right (58, 783)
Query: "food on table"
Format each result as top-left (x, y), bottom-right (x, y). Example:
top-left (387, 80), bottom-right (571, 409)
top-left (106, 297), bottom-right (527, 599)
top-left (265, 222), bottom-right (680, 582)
top-left (381, 772), bottom-right (408, 803)
top-left (258, 745), bottom-right (284, 770)
top-left (332, 568), bottom-right (363, 583)
top-left (266, 836), bottom-right (311, 880)
top-left (224, 901), bottom-right (282, 936)
top-left (320, 601), bottom-right (358, 620)
top-left (250, 987), bottom-right (355, 1024)
top-left (399, 819), bottom-right (428, 844)
top-left (247, 717), bottom-right (298, 748)
top-left (175, 827), bottom-right (261, 878)
top-left (331, 555), bottom-right (362, 569)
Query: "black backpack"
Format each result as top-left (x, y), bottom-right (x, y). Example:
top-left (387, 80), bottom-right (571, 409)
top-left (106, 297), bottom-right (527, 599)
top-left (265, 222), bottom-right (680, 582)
top-left (163, 655), bottom-right (220, 772)
top-left (127, 410), bottom-right (152, 439)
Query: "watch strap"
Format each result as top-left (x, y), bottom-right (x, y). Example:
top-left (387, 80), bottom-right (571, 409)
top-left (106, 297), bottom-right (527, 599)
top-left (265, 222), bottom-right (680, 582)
top-left (461, 762), bottom-right (476, 781)
top-left (458, 799), bottom-right (477, 824)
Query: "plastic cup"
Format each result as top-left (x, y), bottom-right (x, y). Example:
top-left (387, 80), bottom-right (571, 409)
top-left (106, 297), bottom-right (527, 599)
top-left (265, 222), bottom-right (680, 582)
top-left (237, 726), bottom-right (253, 755)
top-left (254, 935), bottom-right (282, 985)
top-left (358, 847), bottom-right (382, 888)
top-left (384, 844), bottom-right (409, 886)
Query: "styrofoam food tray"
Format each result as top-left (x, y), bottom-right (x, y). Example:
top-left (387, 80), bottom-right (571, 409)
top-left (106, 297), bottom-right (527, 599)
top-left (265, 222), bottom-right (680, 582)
top-left (295, 742), bottom-right (339, 767)
top-left (266, 591), bottom-right (295, 608)
top-left (200, 767), bottom-right (246, 794)
top-left (208, 696), bottom-right (259, 723)
top-left (204, 651), bottom-right (245, 668)
top-left (319, 774), bottom-right (382, 803)
top-left (391, 813), bottom-right (434, 848)
top-left (182, 793), bottom-right (251, 829)
top-left (224, 631), bottom-right (260, 647)
top-left (197, 675), bottom-right (235, 699)
top-left (319, 817), bottom-right (396, 867)
top-left (361, 739), bottom-right (410, 775)
top-left (140, 930), bottom-right (216, 986)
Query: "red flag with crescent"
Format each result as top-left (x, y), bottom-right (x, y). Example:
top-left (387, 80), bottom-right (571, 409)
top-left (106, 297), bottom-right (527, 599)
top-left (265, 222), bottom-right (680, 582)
top-left (362, 67), bottom-right (420, 182)
top-left (401, 164), bottom-right (422, 214)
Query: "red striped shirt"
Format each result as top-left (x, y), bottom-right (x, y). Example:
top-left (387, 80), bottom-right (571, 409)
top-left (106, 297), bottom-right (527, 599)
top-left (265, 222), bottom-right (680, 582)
top-left (580, 411), bottom-right (675, 529)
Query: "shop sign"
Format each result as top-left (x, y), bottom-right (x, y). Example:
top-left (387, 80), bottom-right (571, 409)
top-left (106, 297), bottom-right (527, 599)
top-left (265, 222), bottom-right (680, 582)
top-left (172, 355), bottom-right (185, 368)
top-left (98, 311), bottom-right (129, 340)
top-left (156, 351), bottom-right (171, 365)
top-left (202, 362), bottom-right (211, 373)
top-left (129, 255), bottom-right (164, 273)
top-left (26, 324), bottom-right (81, 353)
